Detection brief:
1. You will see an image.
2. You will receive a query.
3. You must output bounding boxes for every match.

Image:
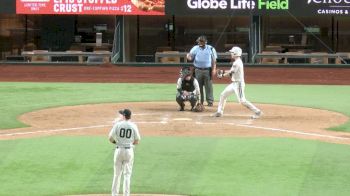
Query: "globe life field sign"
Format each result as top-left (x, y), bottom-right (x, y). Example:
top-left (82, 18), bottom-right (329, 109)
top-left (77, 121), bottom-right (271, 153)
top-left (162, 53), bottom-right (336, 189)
top-left (166, 0), bottom-right (350, 16)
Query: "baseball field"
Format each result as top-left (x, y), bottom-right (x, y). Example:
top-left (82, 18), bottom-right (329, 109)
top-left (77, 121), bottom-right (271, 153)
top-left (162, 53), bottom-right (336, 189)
top-left (0, 65), bottom-right (350, 196)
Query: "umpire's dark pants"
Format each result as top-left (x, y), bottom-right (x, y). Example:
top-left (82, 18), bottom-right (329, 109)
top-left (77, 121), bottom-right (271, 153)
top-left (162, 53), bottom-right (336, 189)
top-left (194, 68), bottom-right (213, 105)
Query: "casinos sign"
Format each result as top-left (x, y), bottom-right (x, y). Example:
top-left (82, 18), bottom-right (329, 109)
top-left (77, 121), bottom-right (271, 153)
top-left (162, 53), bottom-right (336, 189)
top-left (308, 0), bottom-right (350, 3)
top-left (307, 0), bottom-right (350, 15)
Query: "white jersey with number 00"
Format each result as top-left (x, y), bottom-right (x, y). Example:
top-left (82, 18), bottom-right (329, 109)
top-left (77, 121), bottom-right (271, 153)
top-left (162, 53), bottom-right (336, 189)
top-left (109, 120), bottom-right (141, 147)
top-left (109, 119), bottom-right (141, 196)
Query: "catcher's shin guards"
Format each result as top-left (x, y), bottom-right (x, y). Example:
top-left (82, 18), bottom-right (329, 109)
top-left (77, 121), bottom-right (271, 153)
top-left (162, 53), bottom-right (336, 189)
top-left (176, 93), bottom-right (185, 110)
top-left (189, 95), bottom-right (198, 108)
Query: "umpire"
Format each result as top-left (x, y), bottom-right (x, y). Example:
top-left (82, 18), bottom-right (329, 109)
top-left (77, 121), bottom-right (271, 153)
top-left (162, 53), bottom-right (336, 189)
top-left (187, 35), bottom-right (217, 106)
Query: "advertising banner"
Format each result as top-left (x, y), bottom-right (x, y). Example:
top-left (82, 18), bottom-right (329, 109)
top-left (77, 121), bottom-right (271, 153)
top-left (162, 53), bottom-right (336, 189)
top-left (166, 0), bottom-right (350, 16)
top-left (16, 0), bottom-right (165, 15)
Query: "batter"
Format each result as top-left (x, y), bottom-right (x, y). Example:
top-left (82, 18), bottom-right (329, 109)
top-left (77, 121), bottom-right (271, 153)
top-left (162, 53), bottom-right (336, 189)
top-left (214, 46), bottom-right (263, 119)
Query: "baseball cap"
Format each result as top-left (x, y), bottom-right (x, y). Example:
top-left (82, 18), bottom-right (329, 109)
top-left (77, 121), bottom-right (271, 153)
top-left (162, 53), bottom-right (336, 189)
top-left (119, 109), bottom-right (131, 117)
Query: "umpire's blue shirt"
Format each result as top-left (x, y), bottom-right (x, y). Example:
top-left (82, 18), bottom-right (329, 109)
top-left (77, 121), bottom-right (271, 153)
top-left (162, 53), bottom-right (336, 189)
top-left (189, 45), bottom-right (217, 68)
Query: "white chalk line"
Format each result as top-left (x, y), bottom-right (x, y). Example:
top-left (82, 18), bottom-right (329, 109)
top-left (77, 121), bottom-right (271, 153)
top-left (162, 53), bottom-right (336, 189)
top-left (0, 121), bottom-right (170, 137)
top-left (226, 123), bottom-right (350, 140)
top-left (0, 125), bottom-right (110, 137)
top-left (1, 118), bottom-right (349, 141)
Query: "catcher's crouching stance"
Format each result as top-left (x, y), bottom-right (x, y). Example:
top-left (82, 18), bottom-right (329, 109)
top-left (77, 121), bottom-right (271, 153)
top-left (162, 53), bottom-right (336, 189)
top-left (176, 66), bottom-right (203, 112)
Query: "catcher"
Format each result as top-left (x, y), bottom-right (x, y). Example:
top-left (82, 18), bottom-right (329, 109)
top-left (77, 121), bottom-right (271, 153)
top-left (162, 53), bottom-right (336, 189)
top-left (176, 66), bottom-right (202, 111)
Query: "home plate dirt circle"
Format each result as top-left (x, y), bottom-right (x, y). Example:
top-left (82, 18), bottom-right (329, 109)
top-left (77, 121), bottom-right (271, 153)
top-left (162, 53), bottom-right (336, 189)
top-left (1, 102), bottom-right (350, 145)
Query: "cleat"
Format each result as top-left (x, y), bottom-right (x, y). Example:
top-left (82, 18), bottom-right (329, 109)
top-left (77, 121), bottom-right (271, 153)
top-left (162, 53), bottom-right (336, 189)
top-left (191, 104), bottom-right (195, 111)
top-left (179, 103), bottom-right (185, 111)
top-left (207, 103), bottom-right (213, 107)
top-left (212, 112), bottom-right (222, 117)
top-left (251, 111), bottom-right (263, 119)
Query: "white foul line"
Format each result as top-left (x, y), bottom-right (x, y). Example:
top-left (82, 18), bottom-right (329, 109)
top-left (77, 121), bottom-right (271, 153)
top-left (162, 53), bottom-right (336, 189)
top-left (1, 120), bottom-right (349, 141)
top-left (0, 125), bottom-right (110, 137)
top-left (225, 122), bottom-right (350, 140)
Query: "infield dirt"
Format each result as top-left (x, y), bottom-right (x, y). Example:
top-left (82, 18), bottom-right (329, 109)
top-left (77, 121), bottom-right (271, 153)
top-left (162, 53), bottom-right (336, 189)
top-left (0, 102), bottom-right (349, 145)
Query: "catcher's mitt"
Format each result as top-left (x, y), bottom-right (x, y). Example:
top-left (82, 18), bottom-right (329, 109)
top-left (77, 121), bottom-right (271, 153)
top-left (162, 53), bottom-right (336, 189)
top-left (192, 103), bottom-right (205, 112)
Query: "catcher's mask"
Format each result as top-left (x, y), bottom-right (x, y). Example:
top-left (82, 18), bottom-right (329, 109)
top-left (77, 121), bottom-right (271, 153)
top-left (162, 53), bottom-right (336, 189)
top-left (180, 66), bottom-right (192, 78)
top-left (229, 46), bottom-right (242, 57)
top-left (196, 35), bottom-right (207, 46)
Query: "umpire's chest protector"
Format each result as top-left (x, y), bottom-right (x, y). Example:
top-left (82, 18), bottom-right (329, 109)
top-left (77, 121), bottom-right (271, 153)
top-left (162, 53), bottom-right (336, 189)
top-left (194, 47), bottom-right (212, 66)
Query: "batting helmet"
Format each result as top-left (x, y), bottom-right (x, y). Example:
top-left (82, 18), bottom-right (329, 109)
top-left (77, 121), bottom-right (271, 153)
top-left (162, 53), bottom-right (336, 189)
top-left (229, 46), bottom-right (242, 57)
top-left (196, 35), bottom-right (207, 45)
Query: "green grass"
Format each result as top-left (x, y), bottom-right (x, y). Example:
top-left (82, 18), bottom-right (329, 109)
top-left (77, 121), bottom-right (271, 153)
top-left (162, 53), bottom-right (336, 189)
top-left (1, 82), bottom-right (350, 196)
top-left (1, 136), bottom-right (350, 196)
top-left (0, 82), bottom-right (349, 131)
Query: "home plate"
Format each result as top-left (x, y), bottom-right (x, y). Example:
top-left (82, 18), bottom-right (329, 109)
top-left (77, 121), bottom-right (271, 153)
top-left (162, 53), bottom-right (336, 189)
top-left (173, 118), bottom-right (192, 121)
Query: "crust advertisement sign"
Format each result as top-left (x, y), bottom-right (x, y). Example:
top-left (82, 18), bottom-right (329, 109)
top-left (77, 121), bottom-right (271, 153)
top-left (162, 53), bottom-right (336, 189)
top-left (166, 0), bottom-right (350, 16)
top-left (16, 0), bottom-right (165, 15)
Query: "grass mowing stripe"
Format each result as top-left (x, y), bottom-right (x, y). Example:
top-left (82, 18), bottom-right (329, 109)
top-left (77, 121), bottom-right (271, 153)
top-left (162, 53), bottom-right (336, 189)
top-left (2, 136), bottom-right (350, 196)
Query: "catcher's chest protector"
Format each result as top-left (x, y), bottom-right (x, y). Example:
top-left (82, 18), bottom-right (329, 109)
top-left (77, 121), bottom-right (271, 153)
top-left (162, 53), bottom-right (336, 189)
top-left (181, 78), bottom-right (195, 92)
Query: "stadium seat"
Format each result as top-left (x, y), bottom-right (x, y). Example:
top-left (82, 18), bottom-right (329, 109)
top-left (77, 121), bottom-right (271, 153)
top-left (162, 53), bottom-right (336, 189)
top-left (261, 51), bottom-right (280, 64)
top-left (159, 51), bottom-right (181, 63)
top-left (310, 52), bottom-right (328, 64)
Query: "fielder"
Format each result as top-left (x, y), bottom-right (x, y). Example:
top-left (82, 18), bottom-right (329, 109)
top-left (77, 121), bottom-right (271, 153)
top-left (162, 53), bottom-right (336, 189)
top-left (109, 109), bottom-right (141, 196)
top-left (176, 66), bottom-right (201, 111)
top-left (213, 46), bottom-right (263, 119)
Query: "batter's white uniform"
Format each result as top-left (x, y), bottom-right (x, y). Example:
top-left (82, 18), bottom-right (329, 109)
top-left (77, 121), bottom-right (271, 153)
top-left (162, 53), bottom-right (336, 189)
top-left (216, 57), bottom-right (261, 116)
top-left (109, 119), bottom-right (141, 196)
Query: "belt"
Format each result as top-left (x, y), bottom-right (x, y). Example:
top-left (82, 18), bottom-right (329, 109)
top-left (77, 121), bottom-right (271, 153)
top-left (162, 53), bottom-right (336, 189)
top-left (195, 67), bottom-right (210, 70)
top-left (117, 146), bottom-right (131, 149)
